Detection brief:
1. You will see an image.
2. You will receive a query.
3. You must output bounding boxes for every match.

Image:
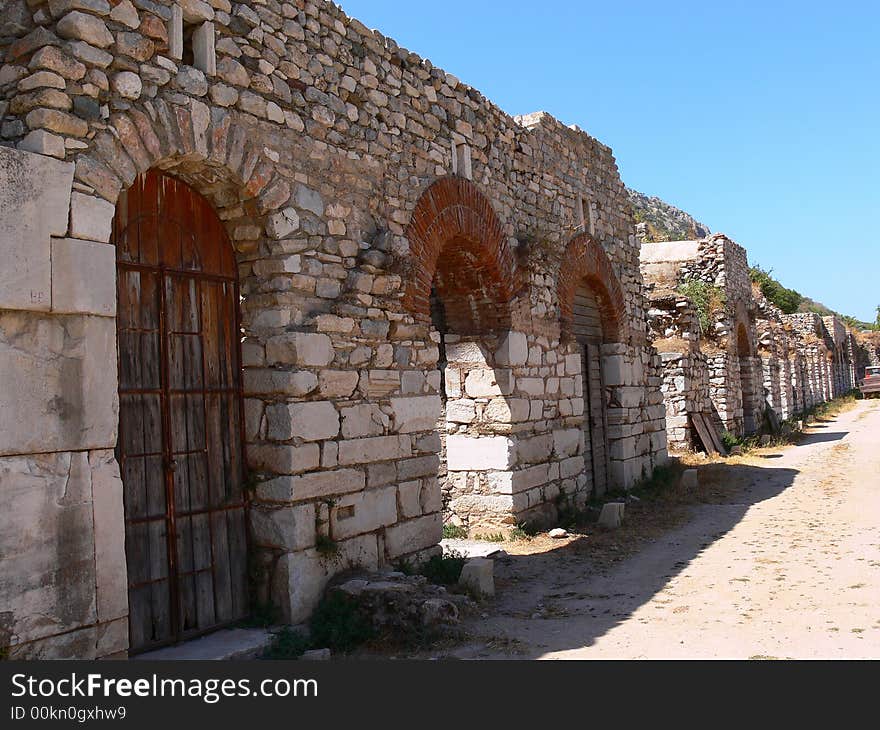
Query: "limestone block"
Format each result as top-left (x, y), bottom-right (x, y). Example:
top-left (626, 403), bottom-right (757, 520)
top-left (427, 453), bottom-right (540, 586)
top-left (256, 468), bottom-right (364, 502)
top-left (494, 331), bottom-right (528, 366)
top-left (95, 616), bottom-right (128, 659)
top-left (338, 435), bottom-right (410, 465)
top-left (445, 340), bottom-right (486, 365)
top-left (69, 192), bottom-right (115, 242)
top-left (390, 395), bottom-right (441, 433)
top-left (0, 312), bottom-right (117, 456)
top-left (330, 485), bottom-right (397, 540)
top-left (383, 512), bottom-right (442, 559)
top-left (464, 368), bottom-right (513, 397)
top-left (553, 428), bottom-right (582, 458)
top-left (398, 480), bottom-right (422, 519)
top-left (680, 469), bottom-right (699, 490)
top-left (446, 399), bottom-right (476, 423)
top-left (361, 369), bottom-right (400, 398)
top-left (516, 377), bottom-right (544, 396)
top-left (0, 451), bottom-right (97, 645)
top-left (459, 557), bottom-right (494, 598)
top-left (446, 435), bottom-right (515, 471)
top-left (266, 401), bottom-right (339, 442)
top-left (90, 450), bottom-right (127, 623)
top-left (243, 369), bottom-right (317, 396)
top-left (271, 534), bottom-right (379, 623)
top-left (266, 332), bottom-right (334, 367)
top-left (250, 502), bottom-right (315, 550)
top-left (341, 404), bottom-right (387, 438)
top-left (192, 21), bottom-right (216, 76)
top-left (396, 455), bottom-right (439, 481)
top-left (484, 397), bottom-right (530, 423)
top-left (598, 502), bottom-right (625, 529)
top-left (516, 433), bottom-right (553, 464)
top-left (51, 238), bottom-right (116, 316)
top-left (246, 443), bottom-right (320, 475)
top-left (318, 370), bottom-right (359, 398)
top-left (0, 146), bottom-right (73, 311)
top-left (602, 354), bottom-right (630, 386)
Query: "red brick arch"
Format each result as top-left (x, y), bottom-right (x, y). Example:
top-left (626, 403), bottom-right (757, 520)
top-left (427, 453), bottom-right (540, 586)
top-left (557, 233), bottom-right (626, 342)
top-left (404, 177), bottom-right (516, 333)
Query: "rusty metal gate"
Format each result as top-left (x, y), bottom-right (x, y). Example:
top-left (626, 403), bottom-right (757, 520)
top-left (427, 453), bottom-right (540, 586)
top-left (113, 170), bottom-right (249, 653)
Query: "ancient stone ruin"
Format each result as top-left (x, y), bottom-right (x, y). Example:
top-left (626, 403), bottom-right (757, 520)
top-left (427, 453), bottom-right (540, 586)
top-left (0, 0), bottom-right (668, 658)
top-left (641, 233), bottom-right (861, 452)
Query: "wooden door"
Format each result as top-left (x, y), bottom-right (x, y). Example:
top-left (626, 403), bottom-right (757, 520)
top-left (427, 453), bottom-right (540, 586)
top-left (114, 171), bottom-right (249, 653)
top-left (583, 343), bottom-right (609, 496)
top-left (572, 283), bottom-right (610, 497)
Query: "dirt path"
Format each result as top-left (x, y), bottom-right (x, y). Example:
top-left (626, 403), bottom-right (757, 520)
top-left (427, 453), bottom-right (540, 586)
top-left (455, 400), bottom-right (880, 659)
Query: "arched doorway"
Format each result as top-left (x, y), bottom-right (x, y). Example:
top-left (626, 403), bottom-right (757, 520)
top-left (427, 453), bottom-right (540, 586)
top-left (114, 170), bottom-right (248, 653)
top-left (737, 322), bottom-right (756, 434)
top-left (405, 177), bottom-right (517, 527)
top-left (571, 282), bottom-right (610, 495)
top-left (557, 234), bottom-right (626, 498)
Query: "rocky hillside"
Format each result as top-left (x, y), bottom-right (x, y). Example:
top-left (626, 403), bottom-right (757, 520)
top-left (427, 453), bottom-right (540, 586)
top-left (628, 188), bottom-right (711, 242)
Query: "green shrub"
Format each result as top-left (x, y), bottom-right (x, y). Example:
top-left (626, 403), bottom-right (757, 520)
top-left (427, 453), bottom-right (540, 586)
top-left (442, 523), bottom-right (468, 539)
top-left (720, 430), bottom-right (741, 452)
top-left (419, 551), bottom-right (467, 585)
top-left (749, 266), bottom-right (803, 314)
top-left (263, 627), bottom-right (310, 659)
top-left (309, 592), bottom-right (375, 653)
top-left (676, 280), bottom-right (726, 332)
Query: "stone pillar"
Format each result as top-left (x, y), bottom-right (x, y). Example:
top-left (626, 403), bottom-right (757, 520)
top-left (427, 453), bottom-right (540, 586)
top-left (0, 147), bottom-right (127, 659)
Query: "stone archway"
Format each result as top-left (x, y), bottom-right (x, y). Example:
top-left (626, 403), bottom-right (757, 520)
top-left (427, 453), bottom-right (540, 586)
top-left (405, 178), bottom-right (518, 528)
top-left (66, 105), bottom-right (296, 651)
top-left (557, 234), bottom-right (627, 498)
top-left (737, 321), bottom-right (758, 434)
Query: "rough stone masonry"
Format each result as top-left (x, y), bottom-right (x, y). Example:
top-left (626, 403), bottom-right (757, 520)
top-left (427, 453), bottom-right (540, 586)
top-left (0, 0), bottom-right (667, 657)
top-left (640, 233), bottom-right (860, 452)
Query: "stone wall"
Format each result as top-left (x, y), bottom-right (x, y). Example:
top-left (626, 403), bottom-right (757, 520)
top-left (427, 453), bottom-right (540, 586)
top-left (640, 233), bottom-right (763, 446)
top-left (0, 0), bottom-right (666, 657)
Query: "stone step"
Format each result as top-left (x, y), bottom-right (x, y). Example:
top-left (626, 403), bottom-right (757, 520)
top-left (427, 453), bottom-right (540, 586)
top-left (133, 628), bottom-right (275, 661)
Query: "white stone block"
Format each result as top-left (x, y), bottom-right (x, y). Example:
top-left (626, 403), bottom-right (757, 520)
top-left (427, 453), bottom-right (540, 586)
top-left (256, 468), bottom-right (364, 502)
top-left (459, 557), bottom-right (494, 597)
top-left (680, 469), bottom-right (699, 490)
top-left (383, 512), bottom-right (442, 559)
top-left (391, 395), bottom-right (441, 433)
top-left (494, 331), bottom-right (528, 366)
top-left (192, 21), bottom-right (216, 76)
top-left (338, 435), bottom-right (409, 465)
top-left (0, 146), bottom-right (73, 311)
top-left (0, 313), bottom-right (117, 455)
top-left (598, 502), bottom-right (625, 529)
top-left (553, 428), bottom-right (582, 458)
top-left (90, 450), bottom-right (128, 623)
top-left (266, 332), bottom-right (335, 367)
top-left (446, 435), bottom-right (514, 471)
top-left (267, 401), bottom-right (339, 442)
top-left (464, 368), bottom-right (512, 397)
top-left (69, 192), bottom-right (116, 243)
top-left (271, 534), bottom-right (379, 623)
top-left (330, 485), bottom-right (398, 540)
top-left (51, 238), bottom-right (116, 316)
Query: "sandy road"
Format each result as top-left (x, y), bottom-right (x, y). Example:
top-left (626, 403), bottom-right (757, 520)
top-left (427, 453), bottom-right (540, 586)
top-left (460, 400), bottom-right (880, 659)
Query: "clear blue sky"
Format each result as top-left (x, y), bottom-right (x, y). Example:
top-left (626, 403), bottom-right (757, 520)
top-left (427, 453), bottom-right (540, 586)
top-left (338, 0), bottom-right (879, 322)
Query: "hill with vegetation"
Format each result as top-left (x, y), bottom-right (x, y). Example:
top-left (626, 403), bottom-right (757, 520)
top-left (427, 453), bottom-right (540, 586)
top-left (628, 188), bottom-right (711, 242)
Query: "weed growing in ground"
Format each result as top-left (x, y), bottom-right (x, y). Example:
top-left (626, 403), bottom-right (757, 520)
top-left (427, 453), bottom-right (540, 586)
top-left (474, 532), bottom-right (505, 542)
top-left (442, 523), bottom-right (468, 539)
top-left (309, 591), bottom-right (375, 653)
top-left (263, 627), bottom-right (310, 659)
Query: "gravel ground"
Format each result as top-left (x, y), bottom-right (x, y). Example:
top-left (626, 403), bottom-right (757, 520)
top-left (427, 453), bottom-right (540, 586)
top-left (448, 399), bottom-right (880, 659)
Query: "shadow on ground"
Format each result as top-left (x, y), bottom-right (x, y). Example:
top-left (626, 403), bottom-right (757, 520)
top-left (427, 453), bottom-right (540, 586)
top-left (449, 422), bottom-right (853, 659)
